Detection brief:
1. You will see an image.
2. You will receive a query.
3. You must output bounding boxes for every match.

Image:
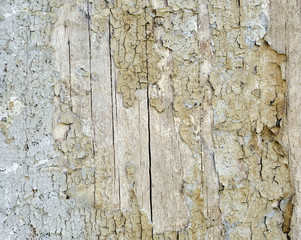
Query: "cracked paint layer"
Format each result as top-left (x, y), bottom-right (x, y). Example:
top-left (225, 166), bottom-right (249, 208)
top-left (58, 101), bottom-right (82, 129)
top-left (0, 0), bottom-right (299, 239)
top-left (208, 0), bottom-right (294, 239)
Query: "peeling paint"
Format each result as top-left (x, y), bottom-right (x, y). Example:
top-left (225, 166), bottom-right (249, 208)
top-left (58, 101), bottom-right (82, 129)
top-left (0, 0), bottom-right (298, 239)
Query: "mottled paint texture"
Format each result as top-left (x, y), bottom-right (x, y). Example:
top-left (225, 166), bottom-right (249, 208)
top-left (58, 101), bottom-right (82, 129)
top-left (0, 0), bottom-right (300, 239)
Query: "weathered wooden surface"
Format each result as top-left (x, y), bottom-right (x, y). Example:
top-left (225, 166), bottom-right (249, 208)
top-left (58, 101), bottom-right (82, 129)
top-left (267, 1), bottom-right (301, 239)
top-left (1, 0), bottom-right (301, 239)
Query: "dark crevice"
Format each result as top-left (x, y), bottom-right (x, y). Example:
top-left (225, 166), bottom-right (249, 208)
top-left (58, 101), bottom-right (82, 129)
top-left (109, 8), bottom-right (119, 125)
top-left (250, 225), bottom-right (253, 240)
top-left (67, 39), bottom-right (72, 111)
top-left (238, 0), bottom-right (241, 27)
top-left (263, 216), bottom-right (268, 239)
top-left (282, 195), bottom-right (294, 236)
top-left (147, 84), bottom-right (153, 223)
top-left (87, 0), bottom-right (96, 208)
top-left (66, 38), bottom-right (72, 198)
top-left (145, 7), bottom-right (153, 231)
top-left (259, 157), bottom-right (263, 180)
top-left (276, 117), bottom-right (282, 127)
top-left (109, 14), bottom-right (120, 208)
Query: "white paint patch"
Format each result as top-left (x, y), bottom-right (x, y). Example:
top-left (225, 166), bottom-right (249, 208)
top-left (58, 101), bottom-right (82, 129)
top-left (4, 163), bottom-right (18, 174)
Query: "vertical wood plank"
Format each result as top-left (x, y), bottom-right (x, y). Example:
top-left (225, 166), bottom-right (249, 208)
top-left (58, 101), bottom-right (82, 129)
top-left (113, 73), bottom-right (151, 216)
top-left (149, 0), bottom-right (195, 233)
top-left (90, 12), bottom-right (118, 209)
top-left (68, 1), bottom-right (92, 137)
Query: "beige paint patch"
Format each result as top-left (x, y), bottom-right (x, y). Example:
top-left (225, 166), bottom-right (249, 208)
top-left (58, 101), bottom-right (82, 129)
top-left (209, 0), bottom-right (294, 238)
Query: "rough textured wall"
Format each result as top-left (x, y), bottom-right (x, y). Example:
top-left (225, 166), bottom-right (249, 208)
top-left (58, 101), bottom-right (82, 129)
top-left (209, 1), bottom-right (294, 238)
top-left (0, 0), bottom-right (300, 239)
top-left (266, 1), bottom-right (301, 239)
